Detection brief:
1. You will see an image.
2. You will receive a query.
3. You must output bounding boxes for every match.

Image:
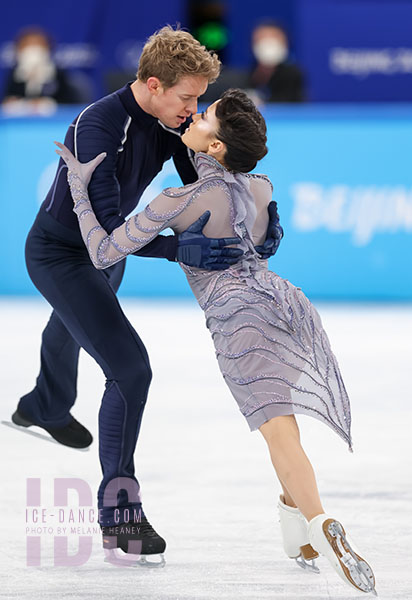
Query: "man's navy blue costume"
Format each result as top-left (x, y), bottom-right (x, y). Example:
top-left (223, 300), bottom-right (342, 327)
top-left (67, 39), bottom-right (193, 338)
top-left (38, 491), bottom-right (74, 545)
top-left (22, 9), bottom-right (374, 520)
top-left (18, 83), bottom-right (223, 526)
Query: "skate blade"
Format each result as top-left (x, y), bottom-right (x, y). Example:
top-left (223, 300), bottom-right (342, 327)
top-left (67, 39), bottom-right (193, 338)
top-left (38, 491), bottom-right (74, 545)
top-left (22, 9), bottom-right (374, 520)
top-left (325, 520), bottom-right (377, 595)
top-left (104, 548), bottom-right (166, 568)
top-left (1, 420), bottom-right (57, 443)
top-left (1, 420), bottom-right (89, 452)
top-left (295, 556), bottom-right (320, 574)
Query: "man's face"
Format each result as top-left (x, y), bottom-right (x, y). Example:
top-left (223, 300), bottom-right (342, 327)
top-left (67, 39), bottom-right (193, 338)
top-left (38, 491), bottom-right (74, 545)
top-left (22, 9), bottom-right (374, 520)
top-left (151, 75), bottom-right (209, 129)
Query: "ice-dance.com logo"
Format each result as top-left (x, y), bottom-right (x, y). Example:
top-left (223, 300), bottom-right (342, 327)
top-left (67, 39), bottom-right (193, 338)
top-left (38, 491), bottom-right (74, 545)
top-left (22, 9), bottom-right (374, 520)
top-left (26, 477), bottom-right (142, 567)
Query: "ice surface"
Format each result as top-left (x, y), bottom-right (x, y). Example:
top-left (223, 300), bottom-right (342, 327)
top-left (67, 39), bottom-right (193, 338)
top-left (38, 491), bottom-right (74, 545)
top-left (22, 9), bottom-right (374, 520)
top-left (1, 298), bottom-right (411, 599)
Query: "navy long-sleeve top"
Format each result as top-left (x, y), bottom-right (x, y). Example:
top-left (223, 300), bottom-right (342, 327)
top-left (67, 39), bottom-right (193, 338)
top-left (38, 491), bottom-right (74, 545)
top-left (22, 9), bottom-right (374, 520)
top-left (41, 82), bottom-right (198, 260)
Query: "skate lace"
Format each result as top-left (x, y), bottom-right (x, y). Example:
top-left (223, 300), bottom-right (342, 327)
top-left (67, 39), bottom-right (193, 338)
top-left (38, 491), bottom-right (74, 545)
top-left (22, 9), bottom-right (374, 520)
top-left (134, 518), bottom-right (158, 538)
top-left (102, 518), bottom-right (159, 538)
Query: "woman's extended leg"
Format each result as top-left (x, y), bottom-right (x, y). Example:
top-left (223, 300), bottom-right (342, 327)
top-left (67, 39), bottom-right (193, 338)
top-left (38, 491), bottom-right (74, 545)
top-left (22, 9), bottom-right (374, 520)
top-left (260, 415), bottom-right (377, 594)
top-left (259, 415), bottom-right (324, 521)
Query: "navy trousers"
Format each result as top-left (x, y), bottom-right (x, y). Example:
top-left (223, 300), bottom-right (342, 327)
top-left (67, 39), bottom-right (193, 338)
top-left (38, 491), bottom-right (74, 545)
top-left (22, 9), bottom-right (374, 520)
top-left (20, 209), bottom-right (152, 525)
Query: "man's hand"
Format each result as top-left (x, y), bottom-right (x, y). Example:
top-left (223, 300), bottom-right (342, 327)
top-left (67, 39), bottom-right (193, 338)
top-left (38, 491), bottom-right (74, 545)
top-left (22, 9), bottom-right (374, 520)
top-left (255, 201), bottom-right (284, 259)
top-left (177, 211), bottom-right (243, 270)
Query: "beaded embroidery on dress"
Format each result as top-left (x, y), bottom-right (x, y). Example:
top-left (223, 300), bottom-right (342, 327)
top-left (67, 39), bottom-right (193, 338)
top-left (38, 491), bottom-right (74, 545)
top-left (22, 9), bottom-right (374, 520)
top-left (68, 151), bottom-right (352, 450)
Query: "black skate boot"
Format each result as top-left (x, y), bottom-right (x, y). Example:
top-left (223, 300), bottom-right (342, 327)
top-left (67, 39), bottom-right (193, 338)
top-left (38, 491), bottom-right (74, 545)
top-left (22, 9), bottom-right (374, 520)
top-left (11, 408), bottom-right (93, 449)
top-left (102, 517), bottom-right (166, 568)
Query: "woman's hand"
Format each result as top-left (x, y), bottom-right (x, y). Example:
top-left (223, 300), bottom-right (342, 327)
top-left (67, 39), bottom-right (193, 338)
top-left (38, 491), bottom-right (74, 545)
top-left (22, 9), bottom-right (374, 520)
top-left (54, 141), bottom-right (106, 189)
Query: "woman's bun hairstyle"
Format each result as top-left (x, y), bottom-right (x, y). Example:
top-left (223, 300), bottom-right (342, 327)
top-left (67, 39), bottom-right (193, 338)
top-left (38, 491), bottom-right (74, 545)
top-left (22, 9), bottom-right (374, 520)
top-left (215, 89), bottom-right (268, 173)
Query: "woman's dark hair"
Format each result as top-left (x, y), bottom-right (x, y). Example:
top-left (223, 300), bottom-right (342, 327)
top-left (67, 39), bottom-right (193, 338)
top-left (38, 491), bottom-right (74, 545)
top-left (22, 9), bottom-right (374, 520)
top-left (215, 88), bottom-right (268, 173)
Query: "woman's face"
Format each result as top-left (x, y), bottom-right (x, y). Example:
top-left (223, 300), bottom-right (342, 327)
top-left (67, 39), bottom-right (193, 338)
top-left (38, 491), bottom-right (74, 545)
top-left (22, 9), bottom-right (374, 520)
top-left (181, 100), bottom-right (220, 153)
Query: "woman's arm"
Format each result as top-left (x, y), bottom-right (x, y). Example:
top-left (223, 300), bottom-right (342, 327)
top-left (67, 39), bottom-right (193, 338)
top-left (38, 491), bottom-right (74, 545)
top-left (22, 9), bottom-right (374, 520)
top-left (55, 142), bottom-right (194, 270)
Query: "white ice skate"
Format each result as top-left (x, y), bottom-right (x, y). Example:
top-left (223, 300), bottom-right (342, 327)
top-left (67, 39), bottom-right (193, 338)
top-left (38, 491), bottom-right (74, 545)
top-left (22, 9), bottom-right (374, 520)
top-left (308, 514), bottom-right (377, 595)
top-left (278, 495), bottom-right (319, 573)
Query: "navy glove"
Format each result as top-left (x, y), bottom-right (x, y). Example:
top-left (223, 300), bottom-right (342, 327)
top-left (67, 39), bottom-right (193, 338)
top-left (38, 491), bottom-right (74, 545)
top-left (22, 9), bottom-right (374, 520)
top-left (255, 201), bottom-right (284, 259)
top-left (177, 211), bottom-right (243, 270)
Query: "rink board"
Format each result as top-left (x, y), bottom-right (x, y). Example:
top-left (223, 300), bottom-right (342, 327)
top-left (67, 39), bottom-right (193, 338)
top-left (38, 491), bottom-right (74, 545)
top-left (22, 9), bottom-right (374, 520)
top-left (0, 104), bottom-right (411, 299)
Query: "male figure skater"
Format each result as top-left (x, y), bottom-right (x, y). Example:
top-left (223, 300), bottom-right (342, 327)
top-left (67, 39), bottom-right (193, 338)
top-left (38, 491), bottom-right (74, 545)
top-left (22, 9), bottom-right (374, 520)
top-left (12, 27), bottom-right (282, 558)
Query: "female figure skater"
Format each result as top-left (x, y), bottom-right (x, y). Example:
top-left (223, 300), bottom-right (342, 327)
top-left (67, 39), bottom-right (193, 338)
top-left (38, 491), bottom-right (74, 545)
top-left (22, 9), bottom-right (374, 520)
top-left (55, 89), bottom-right (376, 595)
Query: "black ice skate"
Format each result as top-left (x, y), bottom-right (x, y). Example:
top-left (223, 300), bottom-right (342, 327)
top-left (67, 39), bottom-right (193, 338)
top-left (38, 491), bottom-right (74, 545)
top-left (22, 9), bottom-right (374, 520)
top-left (102, 518), bottom-right (166, 568)
top-left (11, 408), bottom-right (93, 449)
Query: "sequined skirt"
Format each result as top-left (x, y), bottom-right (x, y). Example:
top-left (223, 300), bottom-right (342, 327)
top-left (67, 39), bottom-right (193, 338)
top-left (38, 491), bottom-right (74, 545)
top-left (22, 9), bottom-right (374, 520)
top-left (185, 266), bottom-right (352, 450)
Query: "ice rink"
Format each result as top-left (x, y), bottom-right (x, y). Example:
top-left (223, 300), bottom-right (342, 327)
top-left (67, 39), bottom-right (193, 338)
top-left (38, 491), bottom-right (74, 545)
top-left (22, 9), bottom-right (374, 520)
top-left (1, 298), bottom-right (411, 600)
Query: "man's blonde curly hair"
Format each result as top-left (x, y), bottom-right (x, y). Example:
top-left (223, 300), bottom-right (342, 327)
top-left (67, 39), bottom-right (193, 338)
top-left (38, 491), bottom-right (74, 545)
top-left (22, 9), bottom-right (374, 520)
top-left (137, 25), bottom-right (221, 88)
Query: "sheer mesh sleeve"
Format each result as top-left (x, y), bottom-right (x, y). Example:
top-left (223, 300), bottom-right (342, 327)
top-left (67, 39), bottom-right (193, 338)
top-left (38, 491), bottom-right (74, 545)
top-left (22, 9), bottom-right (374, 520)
top-left (69, 170), bottom-right (198, 269)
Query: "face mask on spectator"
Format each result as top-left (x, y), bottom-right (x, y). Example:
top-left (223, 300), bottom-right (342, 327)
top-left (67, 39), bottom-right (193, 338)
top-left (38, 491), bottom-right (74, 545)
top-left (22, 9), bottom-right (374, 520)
top-left (15, 44), bottom-right (55, 94)
top-left (253, 39), bottom-right (288, 67)
top-left (17, 45), bottom-right (52, 73)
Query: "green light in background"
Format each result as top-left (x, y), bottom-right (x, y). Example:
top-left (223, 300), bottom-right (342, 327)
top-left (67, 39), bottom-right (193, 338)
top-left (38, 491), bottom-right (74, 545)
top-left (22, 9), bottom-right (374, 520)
top-left (196, 22), bottom-right (228, 51)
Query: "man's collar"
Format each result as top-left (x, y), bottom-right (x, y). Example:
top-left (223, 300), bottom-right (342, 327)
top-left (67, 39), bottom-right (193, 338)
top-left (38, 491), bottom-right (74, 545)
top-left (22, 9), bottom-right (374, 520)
top-left (118, 82), bottom-right (158, 127)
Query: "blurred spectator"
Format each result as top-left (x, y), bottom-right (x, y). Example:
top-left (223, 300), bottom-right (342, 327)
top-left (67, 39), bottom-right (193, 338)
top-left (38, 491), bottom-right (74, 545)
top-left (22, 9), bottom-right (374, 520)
top-left (198, 65), bottom-right (249, 103)
top-left (248, 21), bottom-right (305, 103)
top-left (2, 27), bottom-right (88, 114)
